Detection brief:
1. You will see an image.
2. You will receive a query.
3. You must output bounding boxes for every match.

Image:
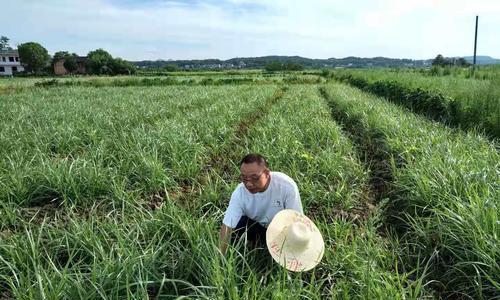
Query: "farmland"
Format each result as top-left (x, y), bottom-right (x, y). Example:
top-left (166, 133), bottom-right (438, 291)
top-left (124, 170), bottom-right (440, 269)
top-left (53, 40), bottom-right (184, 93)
top-left (331, 67), bottom-right (500, 139)
top-left (0, 68), bottom-right (498, 299)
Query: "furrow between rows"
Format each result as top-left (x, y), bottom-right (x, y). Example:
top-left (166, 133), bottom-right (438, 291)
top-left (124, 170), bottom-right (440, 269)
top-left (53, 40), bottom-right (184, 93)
top-left (320, 82), bottom-right (499, 299)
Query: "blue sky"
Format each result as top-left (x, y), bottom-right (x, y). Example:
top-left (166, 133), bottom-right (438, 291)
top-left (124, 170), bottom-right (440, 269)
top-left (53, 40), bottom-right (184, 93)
top-left (2, 0), bottom-right (499, 60)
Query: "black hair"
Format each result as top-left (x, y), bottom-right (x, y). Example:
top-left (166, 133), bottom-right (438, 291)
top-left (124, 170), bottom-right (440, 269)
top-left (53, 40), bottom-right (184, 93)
top-left (240, 153), bottom-right (268, 168)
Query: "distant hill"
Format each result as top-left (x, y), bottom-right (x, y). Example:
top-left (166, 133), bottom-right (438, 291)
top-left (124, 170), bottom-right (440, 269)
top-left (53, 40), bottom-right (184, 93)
top-left (131, 55), bottom-right (499, 70)
top-left (132, 56), bottom-right (433, 70)
top-left (462, 55), bottom-right (500, 65)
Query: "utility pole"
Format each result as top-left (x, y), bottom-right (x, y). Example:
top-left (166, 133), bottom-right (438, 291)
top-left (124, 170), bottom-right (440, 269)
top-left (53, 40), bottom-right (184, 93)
top-left (473, 16), bottom-right (478, 65)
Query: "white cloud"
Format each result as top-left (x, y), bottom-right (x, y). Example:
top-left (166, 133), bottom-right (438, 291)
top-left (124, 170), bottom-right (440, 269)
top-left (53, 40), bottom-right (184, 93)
top-left (1, 0), bottom-right (498, 60)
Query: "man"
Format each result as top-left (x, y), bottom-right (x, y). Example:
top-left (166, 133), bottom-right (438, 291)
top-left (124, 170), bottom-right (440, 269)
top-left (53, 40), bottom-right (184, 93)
top-left (219, 153), bottom-right (303, 255)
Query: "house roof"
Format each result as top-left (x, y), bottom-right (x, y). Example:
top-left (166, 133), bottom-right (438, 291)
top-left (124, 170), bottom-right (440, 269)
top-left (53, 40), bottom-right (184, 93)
top-left (0, 49), bottom-right (19, 55)
top-left (55, 56), bottom-right (88, 64)
top-left (75, 56), bottom-right (88, 63)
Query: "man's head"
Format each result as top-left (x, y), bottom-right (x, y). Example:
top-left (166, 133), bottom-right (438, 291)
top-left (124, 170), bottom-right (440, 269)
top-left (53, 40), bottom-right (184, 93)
top-left (240, 153), bottom-right (270, 194)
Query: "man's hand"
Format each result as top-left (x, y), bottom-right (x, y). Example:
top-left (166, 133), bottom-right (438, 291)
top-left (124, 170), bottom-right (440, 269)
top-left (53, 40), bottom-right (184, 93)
top-left (219, 223), bottom-right (233, 255)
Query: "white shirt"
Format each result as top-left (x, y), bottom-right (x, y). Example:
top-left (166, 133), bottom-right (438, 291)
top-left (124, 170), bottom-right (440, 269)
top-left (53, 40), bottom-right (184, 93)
top-left (223, 171), bottom-right (303, 228)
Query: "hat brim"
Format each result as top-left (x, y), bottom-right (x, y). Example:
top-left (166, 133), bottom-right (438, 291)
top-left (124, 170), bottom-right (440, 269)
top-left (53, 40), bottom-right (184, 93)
top-left (266, 209), bottom-right (324, 272)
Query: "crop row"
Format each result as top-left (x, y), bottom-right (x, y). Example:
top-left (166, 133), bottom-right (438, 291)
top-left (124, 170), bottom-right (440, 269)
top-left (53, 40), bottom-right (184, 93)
top-left (331, 70), bottom-right (500, 140)
top-left (182, 85), bottom-right (430, 299)
top-left (28, 75), bottom-right (322, 89)
top-left (414, 65), bottom-right (500, 81)
top-left (0, 84), bottom-right (278, 228)
top-left (0, 84), bottom-right (428, 299)
top-left (321, 82), bottom-right (499, 299)
top-left (0, 84), bottom-right (280, 298)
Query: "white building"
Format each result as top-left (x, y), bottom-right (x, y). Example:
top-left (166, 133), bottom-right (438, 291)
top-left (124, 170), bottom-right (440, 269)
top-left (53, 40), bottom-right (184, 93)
top-left (0, 50), bottom-right (24, 76)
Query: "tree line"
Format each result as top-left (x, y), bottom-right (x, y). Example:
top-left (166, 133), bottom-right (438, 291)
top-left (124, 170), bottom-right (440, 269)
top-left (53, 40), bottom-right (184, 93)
top-left (432, 54), bottom-right (471, 67)
top-left (1, 36), bottom-right (136, 76)
top-left (264, 61), bottom-right (304, 72)
top-left (134, 55), bottom-right (431, 70)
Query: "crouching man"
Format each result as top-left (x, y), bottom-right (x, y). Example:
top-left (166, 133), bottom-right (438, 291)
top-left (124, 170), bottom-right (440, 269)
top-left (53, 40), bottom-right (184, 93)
top-left (219, 153), bottom-right (303, 255)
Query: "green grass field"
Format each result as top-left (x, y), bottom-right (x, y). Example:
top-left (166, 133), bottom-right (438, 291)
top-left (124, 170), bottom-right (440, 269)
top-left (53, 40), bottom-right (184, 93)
top-left (331, 68), bottom-right (500, 139)
top-left (0, 70), bottom-right (498, 299)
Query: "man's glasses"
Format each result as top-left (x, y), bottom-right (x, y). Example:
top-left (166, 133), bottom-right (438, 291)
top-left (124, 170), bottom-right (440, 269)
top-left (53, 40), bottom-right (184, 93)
top-left (239, 171), bottom-right (265, 183)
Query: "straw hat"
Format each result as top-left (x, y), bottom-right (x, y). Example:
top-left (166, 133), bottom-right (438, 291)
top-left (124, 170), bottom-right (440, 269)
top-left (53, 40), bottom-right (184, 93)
top-left (266, 209), bottom-right (324, 272)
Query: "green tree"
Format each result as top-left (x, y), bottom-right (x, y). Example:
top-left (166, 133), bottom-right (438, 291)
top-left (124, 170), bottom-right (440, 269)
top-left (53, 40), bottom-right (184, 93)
top-left (284, 62), bottom-right (304, 71)
top-left (63, 55), bottom-right (78, 73)
top-left (52, 51), bottom-right (70, 66)
top-left (265, 61), bottom-right (304, 72)
top-left (18, 42), bottom-right (50, 73)
top-left (0, 36), bottom-right (12, 50)
top-left (110, 58), bottom-right (136, 75)
top-left (264, 61), bottom-right (283, 72)
top-left (86, 49), bottom-right (114, 75)
top-left (52, 51), bottom-right (79, 73)
top-left (164, 64), bottom-right (179, 72)
top-left (432, 54), bottom-right (445, 66)
top-left (456, 57), bottom-right (470, 67)
top-left (432, 54), bottom-right (453, 67)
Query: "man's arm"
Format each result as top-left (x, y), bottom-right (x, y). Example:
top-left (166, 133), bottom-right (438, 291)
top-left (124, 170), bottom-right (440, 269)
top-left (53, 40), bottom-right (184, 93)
top-left (285, 182), bottom-right (303, 214)
top-left (220, 187), bottom-right (243, 255)
top-left (219, 223), bottom-right (233, 255)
